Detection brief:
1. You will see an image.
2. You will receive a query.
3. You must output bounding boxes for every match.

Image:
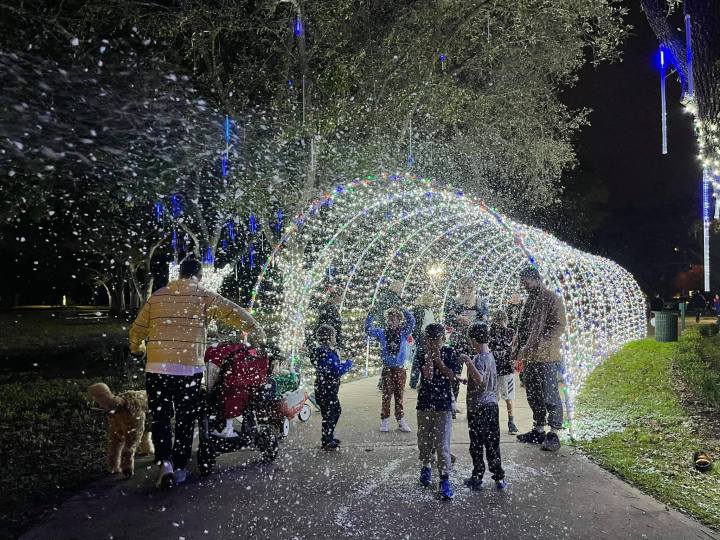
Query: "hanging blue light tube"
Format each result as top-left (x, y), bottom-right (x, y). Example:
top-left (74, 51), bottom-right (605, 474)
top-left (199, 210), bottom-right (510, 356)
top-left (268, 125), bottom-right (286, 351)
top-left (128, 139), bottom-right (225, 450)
top-left (659, 46), bottom-right (668, 155)
top-left (154, 202), bottom-right (162, 222)
top-left (227, 220), bottom-right (236, 241)
top-left (294, 16), bottom-right (303, 38)
top-left (275, 208), bottom-right (283, 233)
top-left (685, 14), bottom-right (694, 97)
top-left (249, 214), bottom-right (257, 235)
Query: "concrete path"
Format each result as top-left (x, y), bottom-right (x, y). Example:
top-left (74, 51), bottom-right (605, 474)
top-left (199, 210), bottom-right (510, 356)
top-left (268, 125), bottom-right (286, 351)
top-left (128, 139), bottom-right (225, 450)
top-left (23, 376), bottom-right (719, 540)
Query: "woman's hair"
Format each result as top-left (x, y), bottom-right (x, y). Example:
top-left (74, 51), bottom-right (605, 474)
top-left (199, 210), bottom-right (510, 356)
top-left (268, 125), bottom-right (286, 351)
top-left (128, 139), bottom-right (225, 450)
top-left (385, 307), bottom-right (404, 321)
top-left (315, 324), bottom-right (336, 344)
top-left (491, 309), bottom-right (509, 326)
top-left (424, 323), bottom-right (446, 340)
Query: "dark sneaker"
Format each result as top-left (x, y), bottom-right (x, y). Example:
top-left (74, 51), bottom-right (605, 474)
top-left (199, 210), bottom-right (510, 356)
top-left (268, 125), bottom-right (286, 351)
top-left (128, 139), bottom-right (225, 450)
top-left (517, 430), bottom-right (546, 444)
top-left (496, 479), bottom-right (509, 491)
top-left (439, 478), bottom-right (454, 501)
top-left (463, 477), bottom-right (484, 491)
top-left (541, 432), bottom-right (561, 452)
top-left (419, 466), bottom-right (432, 487)
top-left (332, 437), bottom-right (341, 445)
top-left (322, 440), bottom-right (339, 451)
top-left (508, 420), bottom-right (519, 434)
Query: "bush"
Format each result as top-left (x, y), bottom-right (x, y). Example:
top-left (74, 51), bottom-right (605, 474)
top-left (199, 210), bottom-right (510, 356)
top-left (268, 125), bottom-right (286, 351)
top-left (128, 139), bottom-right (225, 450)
top-left (675, 327), bottom-right (720, 408)
top-left (698, 323), bottom-right (719, 338)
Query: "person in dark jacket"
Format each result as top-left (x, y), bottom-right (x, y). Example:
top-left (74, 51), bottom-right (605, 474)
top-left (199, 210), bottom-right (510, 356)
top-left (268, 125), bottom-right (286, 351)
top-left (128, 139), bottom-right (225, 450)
top-left (312, 324), bottom-right (353, 451)
top-left (316, 288), bottom-right (344, 348)
top-left (489, 310), bottom-right (518, 434)
top-left (409, 292), bottom-right (436, 389)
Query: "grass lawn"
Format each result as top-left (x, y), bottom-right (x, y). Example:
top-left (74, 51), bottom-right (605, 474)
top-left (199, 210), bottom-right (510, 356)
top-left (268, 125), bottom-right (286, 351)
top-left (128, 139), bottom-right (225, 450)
top-left (573, 337), bottom-right (720, 529)
top-left (0, 309), bottom-right (127, 356)
top-left (0, 373), bottom-right (143, 540)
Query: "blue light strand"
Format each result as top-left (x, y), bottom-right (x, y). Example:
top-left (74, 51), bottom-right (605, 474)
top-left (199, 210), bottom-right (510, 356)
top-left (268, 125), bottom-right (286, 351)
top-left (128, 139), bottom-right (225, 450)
top-left (294, 16), bottom-right (303, 38)
top-left (227, 219), bottom-right (236, 241)
top-left (204, 247), bottom-right (214, 266)
top-left (275, 208), bottom-right (283, 234)
top-left (154, 202), bottom-right (162, 222)
top-left (249, 214), bottom-right (257, 235)
top-left (171, 194), bottom-right (181, 217)
top-left (685, 14), bottom-right (694, 96)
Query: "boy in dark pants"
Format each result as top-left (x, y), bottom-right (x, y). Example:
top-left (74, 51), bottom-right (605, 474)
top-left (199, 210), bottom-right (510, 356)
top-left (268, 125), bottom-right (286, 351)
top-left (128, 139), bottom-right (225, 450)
top-left (312, 325), bottom-right (353, 450)
top-left (461, 323), bottom-right (507, 491)
top-left (416, 323), bottom-right (462, 500)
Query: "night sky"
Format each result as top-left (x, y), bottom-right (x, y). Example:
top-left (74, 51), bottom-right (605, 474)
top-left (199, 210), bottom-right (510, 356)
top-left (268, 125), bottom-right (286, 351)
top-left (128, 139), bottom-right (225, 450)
top-left (560, 1), bottom-right (704, 296)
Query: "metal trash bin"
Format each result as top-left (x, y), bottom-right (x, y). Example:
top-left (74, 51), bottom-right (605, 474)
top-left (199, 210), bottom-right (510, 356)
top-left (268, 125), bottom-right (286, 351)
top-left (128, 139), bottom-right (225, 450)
top-left (653, 310), bottom-right (679, 342)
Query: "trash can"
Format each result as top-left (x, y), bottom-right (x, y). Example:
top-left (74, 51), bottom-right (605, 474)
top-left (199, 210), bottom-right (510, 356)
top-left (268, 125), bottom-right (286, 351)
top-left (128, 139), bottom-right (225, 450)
top-left (653, 310), bottom-right (678, 342)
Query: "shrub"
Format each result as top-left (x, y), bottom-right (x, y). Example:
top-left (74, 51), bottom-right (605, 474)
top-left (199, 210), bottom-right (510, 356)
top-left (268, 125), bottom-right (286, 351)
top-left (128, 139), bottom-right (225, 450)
top-left (675, 328), bottom-right (720, 408)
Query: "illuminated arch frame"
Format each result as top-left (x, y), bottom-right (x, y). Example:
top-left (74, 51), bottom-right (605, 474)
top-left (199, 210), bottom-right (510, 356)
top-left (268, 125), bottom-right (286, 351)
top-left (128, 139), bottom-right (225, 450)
top-left (250, 173), bottom-right (647, 427)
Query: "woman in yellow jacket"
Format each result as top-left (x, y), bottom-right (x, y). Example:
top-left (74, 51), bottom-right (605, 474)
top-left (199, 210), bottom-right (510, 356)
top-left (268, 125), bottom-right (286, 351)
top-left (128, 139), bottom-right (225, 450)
top-left (130, 258), bottom-right (265, 489)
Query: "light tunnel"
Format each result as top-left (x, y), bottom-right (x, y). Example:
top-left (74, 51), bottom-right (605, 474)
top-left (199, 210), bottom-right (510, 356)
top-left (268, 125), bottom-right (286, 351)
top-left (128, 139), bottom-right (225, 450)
top-left (250, 174), bottom-right (647, 416)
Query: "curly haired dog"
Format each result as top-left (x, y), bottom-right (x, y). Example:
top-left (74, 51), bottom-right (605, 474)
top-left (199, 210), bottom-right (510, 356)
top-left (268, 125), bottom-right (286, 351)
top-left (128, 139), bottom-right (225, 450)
top-left (88, 383), bottom-right (154, 477)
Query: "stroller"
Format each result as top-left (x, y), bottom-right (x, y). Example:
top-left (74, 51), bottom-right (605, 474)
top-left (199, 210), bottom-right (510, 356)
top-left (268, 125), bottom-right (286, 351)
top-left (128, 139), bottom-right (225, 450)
top-left (197, 342), bottom-right (312, 475)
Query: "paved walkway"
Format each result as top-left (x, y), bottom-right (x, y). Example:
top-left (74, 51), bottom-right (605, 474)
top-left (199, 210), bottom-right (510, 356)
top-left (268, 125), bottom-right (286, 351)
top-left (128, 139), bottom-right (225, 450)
top-left (23, 376), bottom-right (719, 540)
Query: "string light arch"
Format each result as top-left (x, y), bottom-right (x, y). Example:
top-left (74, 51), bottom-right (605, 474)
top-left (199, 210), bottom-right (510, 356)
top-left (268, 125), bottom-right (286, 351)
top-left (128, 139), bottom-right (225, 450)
top-left (250, 173), bottom-right (647, 416)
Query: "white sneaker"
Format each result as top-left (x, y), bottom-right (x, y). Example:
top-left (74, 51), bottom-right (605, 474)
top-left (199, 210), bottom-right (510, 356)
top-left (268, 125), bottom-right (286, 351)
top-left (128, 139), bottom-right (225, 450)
top-left (380, 418), bottom-right (390, 432)
top-left (214, 425), bottom-right (238, 438)
top-left (398, 418), bottom-right (412, 432)
top-left (174, 468), bottom-right (191, 484)
top-left (155, 460), bottom-right (175, 490)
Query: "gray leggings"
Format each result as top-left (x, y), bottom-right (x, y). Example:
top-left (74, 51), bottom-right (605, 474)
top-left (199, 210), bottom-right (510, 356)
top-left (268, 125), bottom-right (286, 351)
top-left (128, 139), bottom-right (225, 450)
top-left (417, 410), bottom-right (453, 477)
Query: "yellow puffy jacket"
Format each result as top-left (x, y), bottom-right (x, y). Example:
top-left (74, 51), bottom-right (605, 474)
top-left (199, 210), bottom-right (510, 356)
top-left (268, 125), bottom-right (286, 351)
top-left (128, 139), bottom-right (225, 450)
top-left (129, 278), bottom-right (262, 367)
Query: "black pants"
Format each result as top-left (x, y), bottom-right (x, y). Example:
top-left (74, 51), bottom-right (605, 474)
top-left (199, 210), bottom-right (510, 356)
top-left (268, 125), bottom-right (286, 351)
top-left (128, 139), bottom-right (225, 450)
top-left (524, 362), bottom-right (563, 430)
top-left (468, 404), bottom-right (504, 481)
top-left (146, 372), bottom-right (203, 469)
top-left (315, 379), bottom-right (341, 444)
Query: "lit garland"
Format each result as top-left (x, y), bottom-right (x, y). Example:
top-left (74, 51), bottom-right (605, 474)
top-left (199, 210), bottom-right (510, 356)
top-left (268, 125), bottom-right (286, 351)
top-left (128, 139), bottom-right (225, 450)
top-left (168, 263), bottom-right (234, 294)
top-left (248, 173), bottom-right (647, 426)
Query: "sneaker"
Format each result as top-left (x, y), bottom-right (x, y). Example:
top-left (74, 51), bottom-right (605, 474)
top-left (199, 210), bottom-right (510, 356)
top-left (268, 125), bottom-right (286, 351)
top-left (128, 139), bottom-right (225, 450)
top-left (398, 418), bottom-right (412, 432)
top-left (419, 466), bottom-right (432, 487)
top-left (332, 437), bottom-right (341, 445)
top-left (496, 479), bottom-right (509, 491)
top-left (541, 431), bottom-right (561, 452)
top-left (321, 440), bottom-right (339, 451)
top-left (508, 420), bottom-right (518, 434)
top-left (517, 429), bottom-right (546, 444)
top-left (380, 418), bottom-right (390, 432)
top-left (213, 425), bottom-right (238, 438)
top-left (463, 477), bottom-right (484, 491)
top-left (155, 461), bottom-right (175, 490)
top-left (439, 478), bottom-right (454, 501)
top-left (174, 468), bottom-right (190, 484)
top-left (450, 453), bottom-right (457, 465)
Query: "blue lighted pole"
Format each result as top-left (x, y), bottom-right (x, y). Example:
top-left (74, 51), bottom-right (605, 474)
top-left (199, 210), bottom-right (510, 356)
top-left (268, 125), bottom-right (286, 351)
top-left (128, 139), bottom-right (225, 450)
top-left (659, 46), bottom-right (668, 155)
